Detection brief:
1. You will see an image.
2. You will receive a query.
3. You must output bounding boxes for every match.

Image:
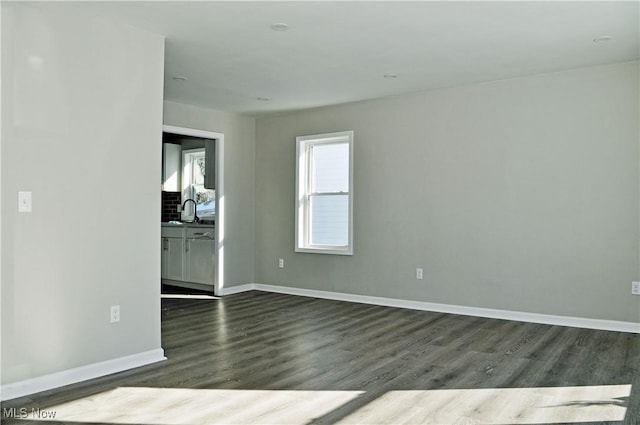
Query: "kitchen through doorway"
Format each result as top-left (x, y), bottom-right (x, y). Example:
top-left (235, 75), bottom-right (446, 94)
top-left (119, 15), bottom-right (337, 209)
top-left (160, 125), bottom-right (224, 296)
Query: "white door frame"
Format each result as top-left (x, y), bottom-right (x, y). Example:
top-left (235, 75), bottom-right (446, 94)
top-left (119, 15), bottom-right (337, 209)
top-left (162, 124), bottom-right (225, 296)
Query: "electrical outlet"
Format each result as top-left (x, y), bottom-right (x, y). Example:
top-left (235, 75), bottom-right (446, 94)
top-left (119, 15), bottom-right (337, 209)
top-left (416, 268), bottom-right (423, 280)
top-left (18, 191), bottom-right (32, 213)
top-left (278, 258), bottom-right (284, 269)
top-left (632, 282), bottom-right (640, 296)
top-left (110, 305), bottom-right (120, 323)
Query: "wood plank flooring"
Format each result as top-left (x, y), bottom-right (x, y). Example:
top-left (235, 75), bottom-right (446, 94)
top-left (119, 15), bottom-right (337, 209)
top-left (2, 290), bottom-right (639, 424)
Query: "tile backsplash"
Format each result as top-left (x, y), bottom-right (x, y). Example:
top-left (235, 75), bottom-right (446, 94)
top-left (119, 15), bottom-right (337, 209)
top-left (162, 191), bottom-right (181, 222)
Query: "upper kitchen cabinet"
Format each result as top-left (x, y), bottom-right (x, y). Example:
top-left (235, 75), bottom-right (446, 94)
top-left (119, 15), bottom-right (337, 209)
top-left (204, 139), bottom-right (215, 190)
top-left (162, 142), bottom-right (181, 191)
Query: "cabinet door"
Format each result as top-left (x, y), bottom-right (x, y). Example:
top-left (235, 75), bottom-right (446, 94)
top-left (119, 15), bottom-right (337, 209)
top-left (204, 139), bottom-right (215, 190)
top-left (185, 238), bottom-right (215, 285)
top-left (162, 143), bottom-right (182, 191)
top-left (162, 237), bottom-right (184, 281)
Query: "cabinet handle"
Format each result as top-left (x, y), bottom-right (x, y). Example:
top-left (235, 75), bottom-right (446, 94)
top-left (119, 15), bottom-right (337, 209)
top-left (185, 240), bottom-right (189, 252)
top-left (162, 238), bottom-right (168, 251)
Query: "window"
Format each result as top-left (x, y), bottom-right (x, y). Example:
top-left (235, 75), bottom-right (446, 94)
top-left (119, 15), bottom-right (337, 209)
top-left (182, 149), bottom-right (215, 220)
top-left (296, 131), bottom-right (353, 255)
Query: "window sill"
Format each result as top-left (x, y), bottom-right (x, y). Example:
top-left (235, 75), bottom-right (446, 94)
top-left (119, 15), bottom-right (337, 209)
top-left (295, 246), bottom-right (353, 256)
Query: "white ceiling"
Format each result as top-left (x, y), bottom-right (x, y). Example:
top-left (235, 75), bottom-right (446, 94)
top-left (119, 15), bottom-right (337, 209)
top-left (69, 1), bottom-right (639, 116)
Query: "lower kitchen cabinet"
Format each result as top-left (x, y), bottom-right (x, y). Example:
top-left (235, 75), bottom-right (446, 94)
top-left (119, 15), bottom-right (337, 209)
top-left (161, 236), bottom-right (184, 281)
top-left (185, 238), bottom-right (215, 284)
top-left (161, 224), bottom-right (215, 288)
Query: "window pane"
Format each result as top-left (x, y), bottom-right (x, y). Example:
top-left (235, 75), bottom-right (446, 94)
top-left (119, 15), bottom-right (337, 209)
top-left (193, 154), bottom-right (206, 185)
top-left (312, 143), bottom-right (349, 193)
top-left (184, 150), bottom-right (215, 217)
top-left (310, 194), bottom-right (348, 246)
top-left (194, 185), bottom-right (215, 215)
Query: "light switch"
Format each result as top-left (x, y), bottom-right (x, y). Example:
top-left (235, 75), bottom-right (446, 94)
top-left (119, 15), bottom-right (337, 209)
top-left (18, 191), bottom-right (32, 212)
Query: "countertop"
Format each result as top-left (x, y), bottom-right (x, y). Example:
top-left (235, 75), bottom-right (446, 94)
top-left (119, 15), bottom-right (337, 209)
top-left (161, 221), bottom-right (215, 228)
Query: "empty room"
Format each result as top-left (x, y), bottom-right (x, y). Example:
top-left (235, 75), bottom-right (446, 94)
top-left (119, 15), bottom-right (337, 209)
top-left (1, 1), bottom-right (639, 424)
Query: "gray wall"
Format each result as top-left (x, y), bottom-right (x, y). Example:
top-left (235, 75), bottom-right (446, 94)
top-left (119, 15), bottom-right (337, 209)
top-left (255, 62), bottom-right (640, 323)
top-left (1, 3), bottom-right (165, 384)
top-left (163, 101), bottom-right (256, 289)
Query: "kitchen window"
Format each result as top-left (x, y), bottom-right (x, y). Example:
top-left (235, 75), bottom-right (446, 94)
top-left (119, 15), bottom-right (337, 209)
top-left (296, 131), bottom-right (353, 255)
top-left (182, 149), bottom-right (215, 220)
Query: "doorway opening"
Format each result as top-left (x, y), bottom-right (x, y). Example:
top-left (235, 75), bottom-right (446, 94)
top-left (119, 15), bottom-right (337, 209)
top-left (161, 125), bottom-right (224, 296)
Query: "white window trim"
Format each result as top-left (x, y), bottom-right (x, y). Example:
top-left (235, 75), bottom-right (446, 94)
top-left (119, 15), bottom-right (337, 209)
top-left (295, 130), bottom-right (354, 255)
top-left (181, 148), bottom-right (215, 221)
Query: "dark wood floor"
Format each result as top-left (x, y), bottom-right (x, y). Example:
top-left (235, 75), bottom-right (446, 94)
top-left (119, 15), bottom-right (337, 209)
top-left (2, 290), bottom-right (639, 424)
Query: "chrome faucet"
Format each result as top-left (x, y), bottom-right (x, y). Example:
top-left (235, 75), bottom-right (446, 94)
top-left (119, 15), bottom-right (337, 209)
top-left (182, 199), bottom-right (199, 223)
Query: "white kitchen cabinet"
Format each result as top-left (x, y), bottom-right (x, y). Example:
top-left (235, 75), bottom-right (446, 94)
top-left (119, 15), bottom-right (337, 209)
top-left (162, 143), bottom-right (182, 191)
top-left (161, 224), bottom-right (215, 288)
top-left (161, 236), bottom-right (184, 281)
top-left (161, 226), bottom-right (185, 281)
top-left (185, 238), bottom-right (215, 284)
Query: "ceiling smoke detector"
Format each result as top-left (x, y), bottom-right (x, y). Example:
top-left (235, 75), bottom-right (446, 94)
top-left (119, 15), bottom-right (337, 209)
top-left (270, 23), bottom-right (289, 32)
top-left (593, 36), bottom-right (613, 43)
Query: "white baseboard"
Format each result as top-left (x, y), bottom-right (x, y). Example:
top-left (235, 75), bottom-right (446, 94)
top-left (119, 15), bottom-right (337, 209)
top-left (227, 283), bottom-right (640, 334)
top-left (0, 349), bottom-right (166, 401)
top-left (218, 283), bottom-right (257, 296)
